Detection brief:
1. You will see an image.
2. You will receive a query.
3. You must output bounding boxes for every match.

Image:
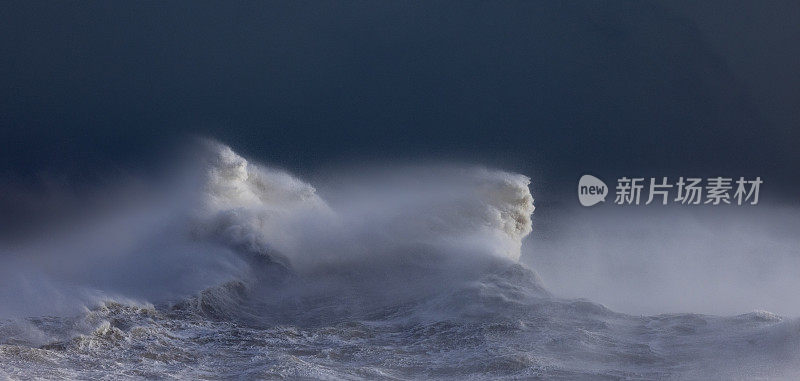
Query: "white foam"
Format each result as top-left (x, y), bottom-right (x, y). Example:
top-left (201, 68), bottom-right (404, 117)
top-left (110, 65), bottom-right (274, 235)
top-left (191, 140), bottom-right (535, 268)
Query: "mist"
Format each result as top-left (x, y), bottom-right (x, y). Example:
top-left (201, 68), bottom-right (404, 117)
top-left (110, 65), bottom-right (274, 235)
top-left (0, 141), bottom-right (538, 322)
top-left (2, 140), bottom-right (797, 323)
top-left (1, 141), bottom-right (798, 379)
top-left (524, 205), bottom-right (800, 317)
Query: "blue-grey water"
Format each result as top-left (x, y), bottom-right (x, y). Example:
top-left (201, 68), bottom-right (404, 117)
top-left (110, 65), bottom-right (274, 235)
top-left (1, 142), bottom-right (798, 379)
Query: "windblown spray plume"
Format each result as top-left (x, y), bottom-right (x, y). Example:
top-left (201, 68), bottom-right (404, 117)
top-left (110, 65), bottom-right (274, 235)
top-left (0, 141), bottom-right (798, 379)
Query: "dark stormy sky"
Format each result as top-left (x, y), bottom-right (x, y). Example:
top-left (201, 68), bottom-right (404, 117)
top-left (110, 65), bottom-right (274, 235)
top-left (2, 1), bottom-right (798, 204)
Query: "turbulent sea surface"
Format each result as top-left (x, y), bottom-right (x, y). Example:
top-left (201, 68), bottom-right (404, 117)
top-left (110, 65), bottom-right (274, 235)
top-left (1, 142), bottom-right (798, 379)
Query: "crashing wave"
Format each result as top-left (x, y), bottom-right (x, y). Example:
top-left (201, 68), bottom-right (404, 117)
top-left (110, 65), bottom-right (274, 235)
top-left (1, 141), bottom-right (799, 379)
top-left (190, 140), bottom-right (535, 269)
top-left (190, 140), bottom-right (332, 267)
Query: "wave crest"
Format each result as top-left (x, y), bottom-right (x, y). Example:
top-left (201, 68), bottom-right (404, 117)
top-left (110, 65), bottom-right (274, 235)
top-left (191, 141), bottom-right (535, 268)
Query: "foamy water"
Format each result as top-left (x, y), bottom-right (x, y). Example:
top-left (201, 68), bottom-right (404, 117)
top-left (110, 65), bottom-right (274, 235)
top-left (1, 142), bottom-right (798, 379)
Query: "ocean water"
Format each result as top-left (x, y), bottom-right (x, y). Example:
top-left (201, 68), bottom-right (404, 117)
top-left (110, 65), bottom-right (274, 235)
top-left (1, 141), bottom-right (798, 379)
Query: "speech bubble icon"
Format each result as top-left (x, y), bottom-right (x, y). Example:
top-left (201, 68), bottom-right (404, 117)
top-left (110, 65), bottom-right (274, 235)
top-left (578, 175), bottom-right (608, 207)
